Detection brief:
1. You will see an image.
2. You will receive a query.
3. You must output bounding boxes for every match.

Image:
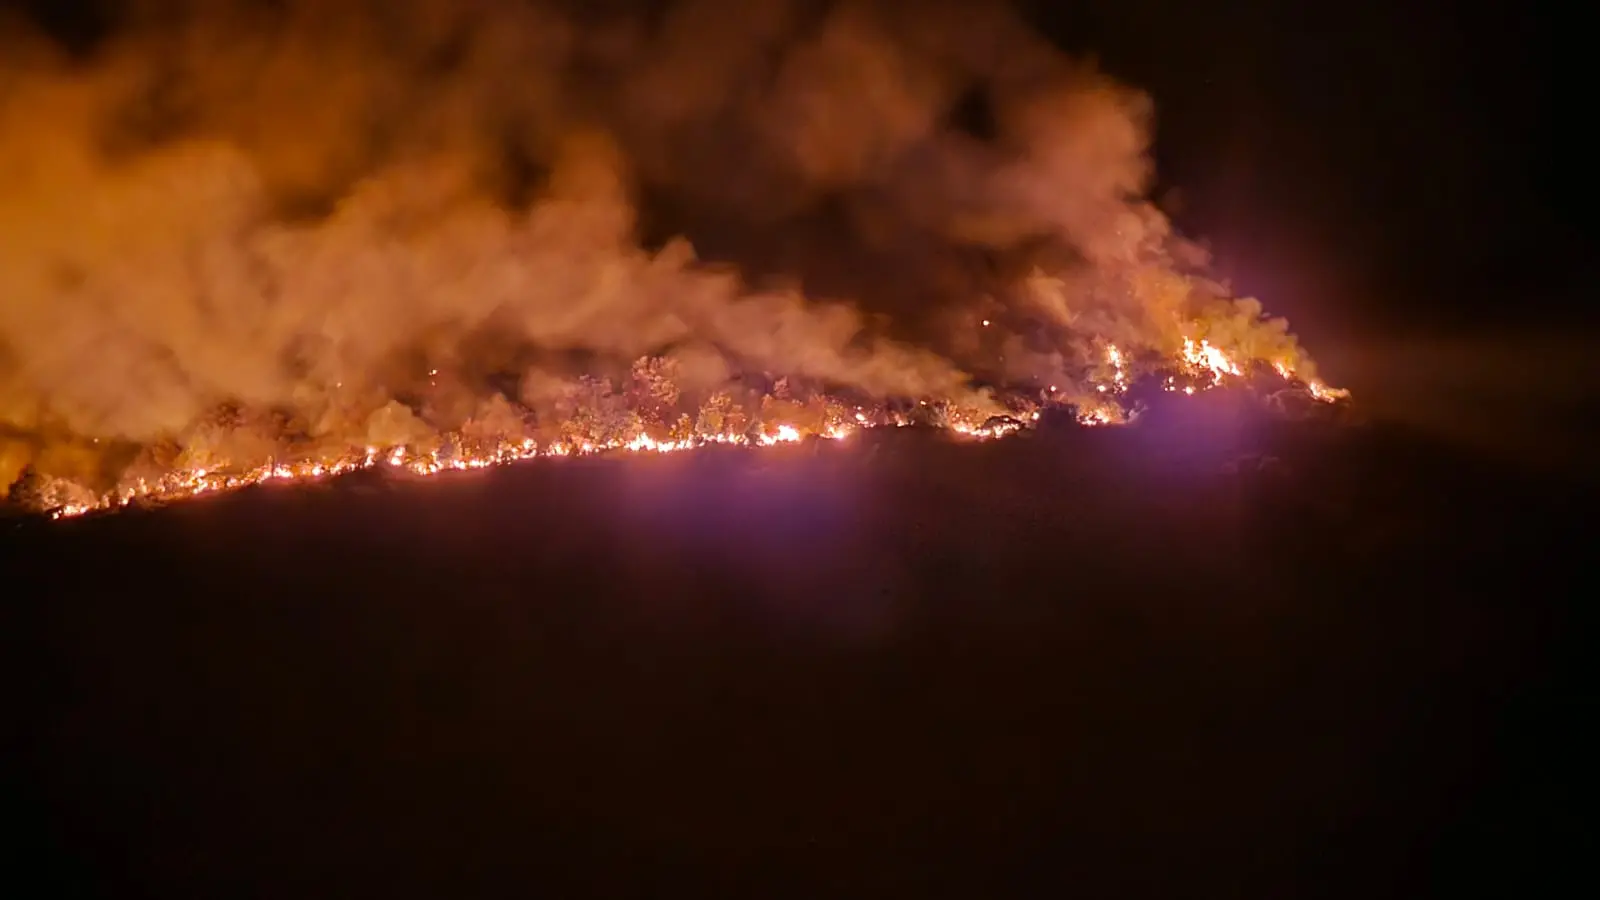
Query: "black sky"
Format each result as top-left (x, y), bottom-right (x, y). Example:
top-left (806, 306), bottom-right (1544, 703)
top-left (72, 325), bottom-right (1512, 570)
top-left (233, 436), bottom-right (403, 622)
top-left (1021, 1), bottom-right (1577, 337)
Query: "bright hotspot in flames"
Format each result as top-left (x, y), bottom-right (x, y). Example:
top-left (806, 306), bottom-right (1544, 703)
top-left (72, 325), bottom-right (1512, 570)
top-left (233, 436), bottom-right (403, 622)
top-left (26, 342), bottom-right (1344, 521)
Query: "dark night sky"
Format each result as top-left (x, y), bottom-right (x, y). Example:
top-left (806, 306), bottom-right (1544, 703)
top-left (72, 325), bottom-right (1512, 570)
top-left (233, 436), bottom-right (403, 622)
top-left (1023, 1), bottom-right (1577, 339)
top-left (5, 0), bottom-right (1581, 338)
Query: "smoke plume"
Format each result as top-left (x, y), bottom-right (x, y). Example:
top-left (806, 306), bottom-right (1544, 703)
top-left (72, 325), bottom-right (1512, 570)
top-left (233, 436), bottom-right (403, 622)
top-left (0, 0), bottom-right (1327, 498)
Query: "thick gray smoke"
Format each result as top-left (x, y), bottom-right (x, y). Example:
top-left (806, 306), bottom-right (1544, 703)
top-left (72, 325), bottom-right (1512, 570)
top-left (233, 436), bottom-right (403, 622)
top-left (0, 0), bottom-right (1321, 494)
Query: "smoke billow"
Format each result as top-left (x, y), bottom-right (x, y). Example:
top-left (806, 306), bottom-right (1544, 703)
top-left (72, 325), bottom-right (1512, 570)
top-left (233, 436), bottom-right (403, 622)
top-left (0, 0), bottom-right (1327, 499)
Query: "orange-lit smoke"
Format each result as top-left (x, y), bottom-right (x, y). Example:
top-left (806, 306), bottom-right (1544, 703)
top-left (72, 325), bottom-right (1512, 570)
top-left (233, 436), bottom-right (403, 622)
top-left (0, 0), bottom-right (1341, 508)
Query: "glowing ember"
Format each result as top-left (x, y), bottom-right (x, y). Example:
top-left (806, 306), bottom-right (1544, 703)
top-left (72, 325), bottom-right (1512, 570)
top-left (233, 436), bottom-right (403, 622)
top-left (1077, 407), bottom-right (1118, 426)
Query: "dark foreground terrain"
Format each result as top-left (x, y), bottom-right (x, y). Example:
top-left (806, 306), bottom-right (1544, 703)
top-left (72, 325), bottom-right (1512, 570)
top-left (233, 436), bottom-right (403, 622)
top-left (3, 395), bottom-right (1591, 898)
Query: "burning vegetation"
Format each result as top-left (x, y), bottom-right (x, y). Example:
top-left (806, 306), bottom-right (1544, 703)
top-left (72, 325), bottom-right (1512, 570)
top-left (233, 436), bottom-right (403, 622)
top-left (10, 345), bottom-right (1344, 520)
top-left (0, 0), bottom-right (1347, 519)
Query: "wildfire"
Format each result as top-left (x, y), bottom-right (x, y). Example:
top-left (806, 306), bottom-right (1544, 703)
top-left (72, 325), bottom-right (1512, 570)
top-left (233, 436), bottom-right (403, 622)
top-left (1306, 381), bottom-right (1350, 403)
top-left (1272, 360), bottom-right (1349, 403)
top-left (1094, 344), bottom-right (1129, 395)
top-left (17, 340), bottom-right (1347, 522)
top-left (1076, 406), bottom-right (1120, 426)
top-left (33, 409), bottom-right (985, 520)
top-left (1181, 338), bottom-right (1242, 384)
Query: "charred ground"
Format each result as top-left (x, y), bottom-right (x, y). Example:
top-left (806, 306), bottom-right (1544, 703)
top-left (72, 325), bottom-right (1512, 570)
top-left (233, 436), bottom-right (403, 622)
top-left (2, 397), bottom-right (1590, 898)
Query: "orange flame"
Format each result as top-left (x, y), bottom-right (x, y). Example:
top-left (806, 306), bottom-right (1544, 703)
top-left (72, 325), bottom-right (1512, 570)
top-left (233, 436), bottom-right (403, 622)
top-left (31, 342), bottom-right (1344, 520)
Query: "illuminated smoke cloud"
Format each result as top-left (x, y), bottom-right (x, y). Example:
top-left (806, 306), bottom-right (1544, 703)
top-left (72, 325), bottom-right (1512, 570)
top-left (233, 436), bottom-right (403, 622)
top-left (0, 0), bottom-right (1335, 501)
